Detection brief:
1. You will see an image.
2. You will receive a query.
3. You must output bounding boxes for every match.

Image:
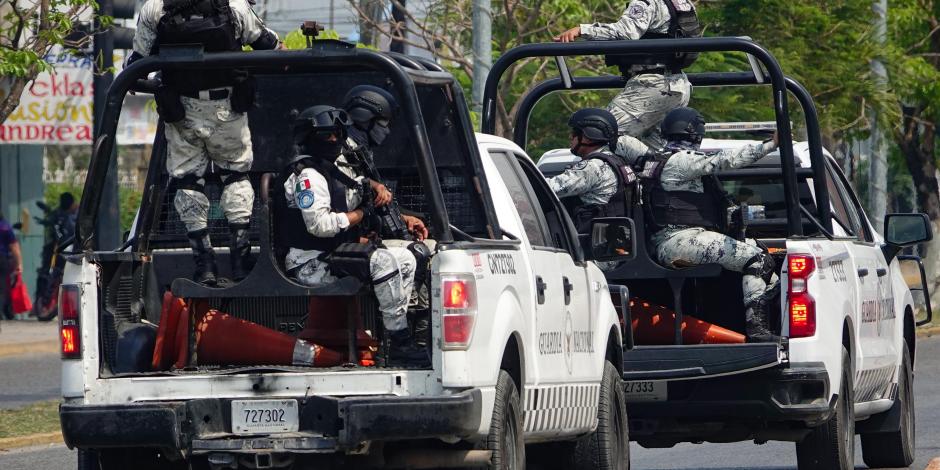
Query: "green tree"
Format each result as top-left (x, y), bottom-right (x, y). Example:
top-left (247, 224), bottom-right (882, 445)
top-left (885, 0), bottom-right (940, 308)
top-left (0, 0), bottom-right (102, 124)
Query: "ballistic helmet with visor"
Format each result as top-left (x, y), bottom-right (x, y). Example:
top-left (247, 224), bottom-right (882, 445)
top-left (661, 107), bottom-right (706, 144)
top-left (292, 105), bottom-right (352, 145)
top-left (568, 108), bottom-right (618, 150)
top-left (343, 85), bottom-right (398, 126)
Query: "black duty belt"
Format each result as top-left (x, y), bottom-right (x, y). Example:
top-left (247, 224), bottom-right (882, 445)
top-left (181, 88), bottom-right (230, 100)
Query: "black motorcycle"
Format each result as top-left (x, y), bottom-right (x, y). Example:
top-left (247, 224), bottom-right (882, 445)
top-left (31, 201), bottom-right (73, 322)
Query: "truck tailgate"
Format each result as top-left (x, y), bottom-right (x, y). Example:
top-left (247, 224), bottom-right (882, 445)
top-left (623, 343), bottom-right (785, 381)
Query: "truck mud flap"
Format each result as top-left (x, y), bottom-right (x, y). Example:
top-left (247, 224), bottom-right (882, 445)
top-left (623, 343), bottom-right (784, 381)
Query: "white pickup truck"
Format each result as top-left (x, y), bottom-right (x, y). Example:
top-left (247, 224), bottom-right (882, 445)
top-left (59, 42), bottom-right (632, 470)
top-left (487, 39), bottom-right (934, 470)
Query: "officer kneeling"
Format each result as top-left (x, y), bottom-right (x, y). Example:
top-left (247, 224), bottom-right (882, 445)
top-left (284, 105), bottom-right (428, 365)
top-left (641, 107), bottom-right (780, 342)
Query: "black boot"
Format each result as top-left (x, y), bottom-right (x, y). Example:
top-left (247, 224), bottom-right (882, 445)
top-left (745, 298), bottom-right (780, 343)
top-left (187, 229), bottom-right (218, 286)
top-left (229, 223), bottom-right (254, 281)
top-left (387, 328), bottom-right (430, 367)
top-left (410, 309), bottom-right (431, 348)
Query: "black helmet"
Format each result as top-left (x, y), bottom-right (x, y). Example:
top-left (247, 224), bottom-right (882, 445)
top-left (661, 107), bottom-right (706, 143)
top-left (568, 108), bottom-right (618, 149)
top-left (343, 85), bottom-right (398, 125)
top-left (292, 105), bottom-right (351, 146)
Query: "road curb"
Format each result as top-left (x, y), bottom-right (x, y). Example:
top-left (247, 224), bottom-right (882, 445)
top-left (0, 340), bottom-right (59, 359)
top-left (0, 432), bottom-right (62, 451)
top-left (917, 325), bottom-right (940, 338)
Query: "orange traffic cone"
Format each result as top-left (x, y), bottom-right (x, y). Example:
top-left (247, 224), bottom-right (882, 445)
top-left (630, 299), bottom-right (745, 345)
top-left (196, 311), bottom-right (343, 367)
top-left (152, 292), bottom-right (186, 371)
top-left (173, 304), bottom-right (192, 369)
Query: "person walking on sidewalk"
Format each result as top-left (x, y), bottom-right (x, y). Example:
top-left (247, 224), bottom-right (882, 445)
top-left (0, 211), bottom-right (24, 323)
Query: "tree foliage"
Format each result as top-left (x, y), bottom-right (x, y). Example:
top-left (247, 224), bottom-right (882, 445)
top-left (0, 0), bottom-right (102, 125)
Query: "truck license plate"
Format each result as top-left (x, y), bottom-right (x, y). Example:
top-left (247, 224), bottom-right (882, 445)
top-left (623, 381), bottom-right (667, 402)
top-left (231, 400), bottom-right (299, 434)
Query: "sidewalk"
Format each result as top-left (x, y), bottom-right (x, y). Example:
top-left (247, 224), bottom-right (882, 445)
top-left (0, 319), bottom-right (59, 358)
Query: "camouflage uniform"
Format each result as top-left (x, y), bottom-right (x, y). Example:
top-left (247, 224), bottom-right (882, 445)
top-left (647, 141), bottom-right (778, 315)
top-left (547, 147), bottom-right (619, 206)
top-left (133, 0), bottom-right (278, 232)
top-left (580, 0), bottom-right (692, 164)
top-left (284, 155), bottom-right (417, 332)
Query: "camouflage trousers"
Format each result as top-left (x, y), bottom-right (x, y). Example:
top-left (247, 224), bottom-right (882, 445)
top-left (609, 72), bottom-right (692, 164)
top-left (167, 94), bottom-right (254, 232)
top-left (651, 227), bottom-right (778, 308)
top-left (286, 244), bottom-right (417, 332)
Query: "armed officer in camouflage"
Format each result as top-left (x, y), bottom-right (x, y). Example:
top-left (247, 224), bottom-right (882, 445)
top-left (548, 108), bottom-right (635, 233)
top-left (284, 105), bottom-right (428, 364)
top-left (641, 107), bottom-right (780, 342)
top-left (130, 0), bottom-right (281, 285)
top-left (555, 0), bottom-right (700, 164)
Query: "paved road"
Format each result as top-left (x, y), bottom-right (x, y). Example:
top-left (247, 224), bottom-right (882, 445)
top-left (631, 334), bottom-right (940, 470)
top-left (0, 352), bottom-right (61, 410)
top-left (3, 336), bottom-right (939, 469)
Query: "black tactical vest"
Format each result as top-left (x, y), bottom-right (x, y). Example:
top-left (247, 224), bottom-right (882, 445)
top-left (279, 159), bottom-right (362, 253)
top-left (639, 151), bottom-right (724, 232)
top-left (605, 0), bottom-right (703, 75)
top-left (155, 0), bottom-right (241, 92)
top-left (567, 150), bottom-right (637, 233)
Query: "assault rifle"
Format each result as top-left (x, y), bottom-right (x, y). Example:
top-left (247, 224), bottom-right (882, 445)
top-left (345, 146), bottom-right (413, 241)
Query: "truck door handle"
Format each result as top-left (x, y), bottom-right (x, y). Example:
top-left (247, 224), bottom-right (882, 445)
top-left (536, 276), bottom-right (547, 305)
top-left (563, 277), bottom-right (573, 305)
top-left (857, 268), bottom-right (869, 277)
top-left (876, 268), bottom-right (888, 277)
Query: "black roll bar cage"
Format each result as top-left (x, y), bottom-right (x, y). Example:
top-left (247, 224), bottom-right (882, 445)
top-left (78, 46), bottom-right (486, 250)
top-left (481, 37), bottom-right (832, 236)
top-left (507, 72), bottom-right (833, 234)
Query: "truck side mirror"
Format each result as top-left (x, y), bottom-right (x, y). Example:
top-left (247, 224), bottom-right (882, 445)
top-left (885, 214), bottom-right (932, 247)
top-left (589, 217), bottom-right (636, 262)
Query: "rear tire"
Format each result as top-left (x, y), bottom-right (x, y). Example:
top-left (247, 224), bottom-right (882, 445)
top-left (573, 361), bottom-right (630, 470)
top-left (77, 449), bottom-right (99, 470)
top-left (796, 346), bottom-right (855, 470)
top-left (860, 342), bottom-right (915, 468)
top-left (483, 370), bottom-right (525, 470)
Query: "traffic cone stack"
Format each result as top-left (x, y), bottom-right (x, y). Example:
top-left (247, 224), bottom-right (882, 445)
top-left (196, 310), bottom-right (344, 367)
top-left (630, 299), bottom-right (745, 345)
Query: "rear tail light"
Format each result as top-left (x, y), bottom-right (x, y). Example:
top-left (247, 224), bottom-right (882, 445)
top-left (59, 285), bottom-right (81, 359)
top-left (441, 275), bottom-right (476, 350)
top-left (787, 254), bottom-right (816, 338)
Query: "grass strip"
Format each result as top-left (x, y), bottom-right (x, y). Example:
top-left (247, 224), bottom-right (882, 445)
top-left (0, 401), bottom-right (60, 439)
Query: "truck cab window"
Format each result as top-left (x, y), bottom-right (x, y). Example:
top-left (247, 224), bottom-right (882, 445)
top-left (824, 163), bottom-right (861, 239)
top-left (513, 155), bottom-right (578, 256)
top-left (490, 151), bottom-right (551, 247)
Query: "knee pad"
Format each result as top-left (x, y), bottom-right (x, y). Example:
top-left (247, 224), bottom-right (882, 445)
top-left (174, 174), bottom-right (204, 193)
top-left (744, 252), bottom-right (775, 284)
top-left (219, 170), bottom-right (249, 187)
top-left (407, 242), bottom-right (432, 283)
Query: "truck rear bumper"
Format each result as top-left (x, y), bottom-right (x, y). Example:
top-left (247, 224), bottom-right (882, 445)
top-left (60, 390), bottom-right (482, 453)
top-left (628, 363), bottom-right (833, 439)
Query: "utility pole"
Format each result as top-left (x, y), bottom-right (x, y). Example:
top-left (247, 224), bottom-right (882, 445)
top-left (471, 0), bottom-right (491, 114)
top-left (93, 0), bottom-right (121, 250)
top-left (869, 0), bottom-right (888, 233)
